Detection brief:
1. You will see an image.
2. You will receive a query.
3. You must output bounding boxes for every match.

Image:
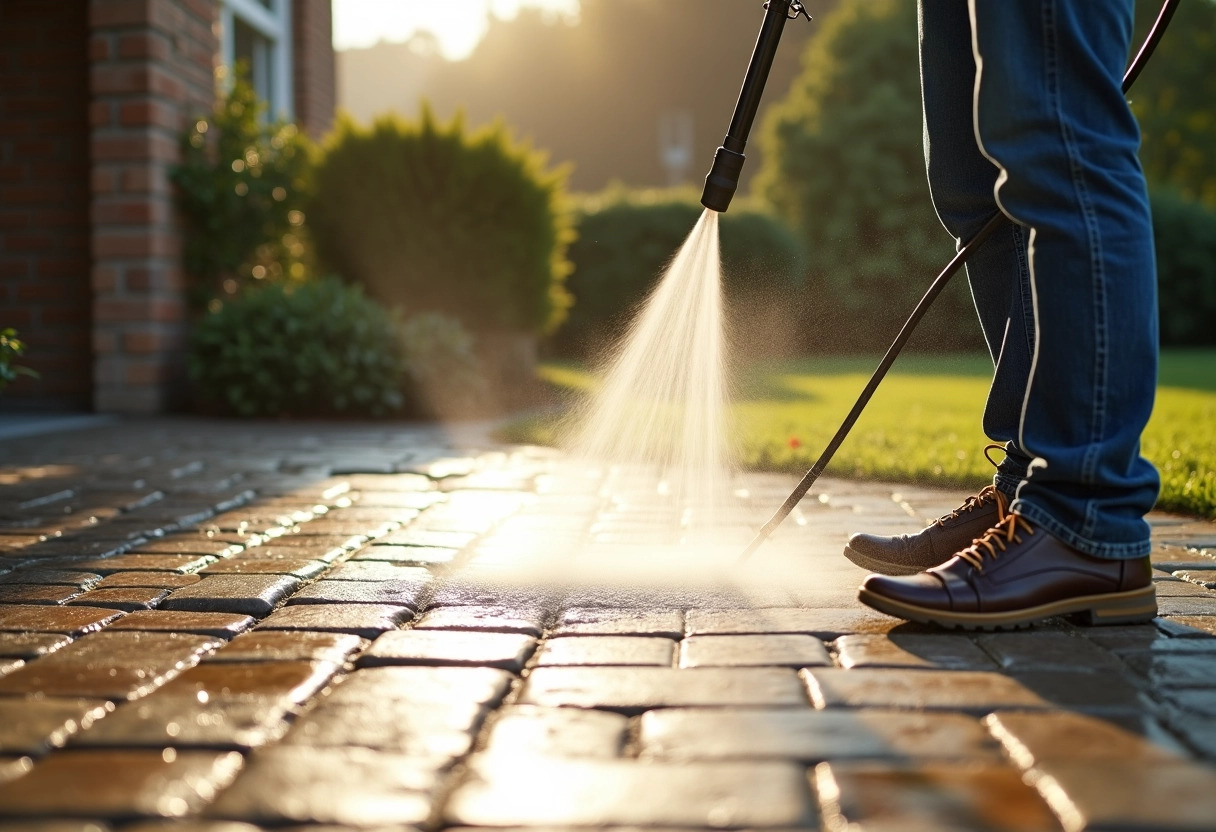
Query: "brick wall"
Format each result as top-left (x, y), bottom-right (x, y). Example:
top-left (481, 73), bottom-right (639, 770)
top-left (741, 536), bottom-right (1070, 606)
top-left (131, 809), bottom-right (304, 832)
top-left (88, 0), bottom-right (218, 412)
top-left (0, 1), bottom-right (93, 410)
top-left (292, 0), bottom-right (335, 140)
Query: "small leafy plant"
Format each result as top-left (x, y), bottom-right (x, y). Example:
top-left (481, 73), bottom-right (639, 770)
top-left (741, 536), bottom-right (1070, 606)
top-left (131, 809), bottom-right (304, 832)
top-left (0, 328), bottom-right (37, 394)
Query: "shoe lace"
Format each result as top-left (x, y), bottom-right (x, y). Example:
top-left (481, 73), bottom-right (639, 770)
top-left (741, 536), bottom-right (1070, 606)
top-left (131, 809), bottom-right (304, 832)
top-left (956, 504), bottom-right (1035, 571)
top-left (932, 443), bottom-right (1009, 528)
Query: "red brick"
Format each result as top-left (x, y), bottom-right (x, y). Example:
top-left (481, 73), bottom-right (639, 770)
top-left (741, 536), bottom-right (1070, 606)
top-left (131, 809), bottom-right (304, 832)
top-left (123, 328), bottom-right (183, 354)
top-left (90, 63), bottom-right (151, 95)
top-left (118, 100), bottom-right (178, 130)
top-left (120, 166), bottom-right (169, 194)
top-left (0, 211), bottom-right (30, 230)
top-left (91, 166), bottom-right (119, 194)
top-left (126, 265), bottom-right (185, 292)
top-left (90, 101), bottom-right (114, 128)
top-left (124, 358), bottom-right (175, 386)
top-left (93, 230), bottom-right (178, 258)
top-left (92, 198), bottom-right (166, 225)
top-left (37, 257), bottom-right (88, 279)
top-left (117, 31), bottom-right (171, 61)
top-left (89, 34), bottom-right (114, 61)
top-left (89, 0), bottom-right (153, 29)
top-left (16, 282), bottom-right (70, 302)
top-left (93, 331), bottom-right (119, 354)
top-left (91, 266), bottom-right (120, 293)
top-left (6, 232), bottom-right (54, 252)
top-left (91, 133), bottom-right (177, 163)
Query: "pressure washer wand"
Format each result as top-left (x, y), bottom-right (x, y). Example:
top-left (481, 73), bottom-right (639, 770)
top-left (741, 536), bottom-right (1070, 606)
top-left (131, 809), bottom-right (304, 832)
top-left (735, 0), bottom-right (1180, 561)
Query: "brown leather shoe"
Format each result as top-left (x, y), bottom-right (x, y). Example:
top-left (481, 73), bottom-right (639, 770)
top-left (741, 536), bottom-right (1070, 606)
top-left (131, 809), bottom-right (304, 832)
top-left (843, 485), bottom-right (1006, 575)
top-left (858, 511), bottom-right (1156, 630)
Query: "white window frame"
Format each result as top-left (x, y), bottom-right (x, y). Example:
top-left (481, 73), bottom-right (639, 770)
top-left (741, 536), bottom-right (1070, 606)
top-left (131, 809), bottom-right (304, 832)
top-left (220, 0), bottom-right (294, 120)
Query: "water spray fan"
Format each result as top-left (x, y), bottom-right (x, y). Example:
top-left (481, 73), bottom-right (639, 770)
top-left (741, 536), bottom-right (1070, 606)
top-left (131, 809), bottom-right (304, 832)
top-left (700, 0), bottom-right (1181, 561)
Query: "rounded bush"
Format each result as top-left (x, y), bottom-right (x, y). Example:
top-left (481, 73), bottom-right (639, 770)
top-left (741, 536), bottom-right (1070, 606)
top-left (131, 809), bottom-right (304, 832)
top-left (189, 278), bottom-right (407, 417)
top-left (308, 108), bottom-right (574, 335)
top-left (556, 189), bottom-right (806, 357)
top-left (1151, 186), bottom-right (1216, 346)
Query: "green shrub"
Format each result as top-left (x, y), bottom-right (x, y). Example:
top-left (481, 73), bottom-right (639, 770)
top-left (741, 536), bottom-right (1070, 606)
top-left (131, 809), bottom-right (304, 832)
top-left (309, 107), bottom-right (573, 335)
top-left (172, 70), bottom-right (314, 305)
top-left (0, 328), bottom-right (37, 395)
top-left (754, 0), bottom-right (981, 352)
top-left (555, 188), bottom-right (807, 357)
top-left (189, 278), bottom-right (408, 417)
top-left (1151, 186), bottom-right (1216, 346)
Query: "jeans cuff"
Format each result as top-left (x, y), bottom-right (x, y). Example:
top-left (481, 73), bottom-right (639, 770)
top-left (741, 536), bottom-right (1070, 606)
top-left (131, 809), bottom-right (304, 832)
top-left (993, 472), bottom-right (1022, 501)
top-left (1010, 498), bottom-right (1151, 560)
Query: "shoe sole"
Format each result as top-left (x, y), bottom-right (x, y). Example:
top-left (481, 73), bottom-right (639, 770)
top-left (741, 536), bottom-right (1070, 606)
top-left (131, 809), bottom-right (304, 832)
top-left (842, 543), bottom-right (927, 577)
top-left (857, 584), bottom-right (1157, 631)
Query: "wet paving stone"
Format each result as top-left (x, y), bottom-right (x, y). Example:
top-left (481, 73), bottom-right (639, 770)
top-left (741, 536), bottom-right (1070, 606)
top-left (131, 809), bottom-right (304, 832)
top-left (0, 633), bottom-right (71, 659)
top-left (161, 575), bottom-right (302, 617)
top-left (481, 706), bottom-right (629, 758)
top-left (0, 698), bottom-right (114, 755)
top-left (835, 633), bottom-right (998, 670)
top-left (0, 570), bottom-right (102, 589)
top-left (204, 631), bottom-right (367, 664)
top-left (91, 573), bottom-right (202, 590)
top-left (322, 562), bottom-right (433, 584)
top-left (679, 634), bottom-right (832, 668)
top-left (106, 611), bottom-right (254, 639)
top-left (285, 579), bottom-right (428, 609)
top-left (412, 605), bottom-right (548, 636)
top-left (686, 607), bottom-right (901, 638)
top-left (640, 707), bottom-right (1001, 762)
top-left (0, 585), bottom-right (85, 605)
top-left (1007, 670), bottom-right (1147, 713)
top-left (446, 756), bottom-right (815, 827)
top-left (0, 756), bottom-right (32, 786)
top-left (351, 545), bottom-right (459, 565)
top-left (1158, 596), bottom-right (1216, 616)
top-left (155, 661), bottom-right (339, 706)
top-left (1025, 760), bottom-right (1216, 831)
top-left (985, 710), bottom-right (1187, 768)
top-left (234, 540), bottom-right (354, 563)
top-left (977, 631), bottom-right (1124, 671)
top-left (0, 749), bottom-right (244, 818)
top-left (1162, 688), bottom-right (1216, 718)
top-left (804, 669), bottom-right (1051, 713)
top-left (359, 630), bottom-right (536, 670)
top-left (1173, 568), bottom-right (1216, 589)
top-left (257, 603), bottom-right (413, 639)
top-left (200, 558), bottom-right (327, 579)
top-left (0, 605), bottom-right (123, 636)
top-left (70, 555), bottom-right (216, 575)
top-left (537, 636), bottom-right (676, 667)
top-left (1120, 652), bottom-right (1216, 686)
top-left (1158, 615), bottom-right (1216, 637)
top-left (554, 608), bottom-right (684, 638)
top-left (67, 587), bottom-right (170, 612)
top-left (0, 632), bottom-right (219, 700)
top-left (206, 746), bottom-right (437, 826)
top-left (521, 667), bottom-right (809, 714)
top-left (0, 821), bottom-right (115, 832)
top-left (326, 666), bottom-right (513, 708)
top-left (74, 697), bottom-right (294, 750)
top-left (376, 528), bottom-right (478, 550)
top-left (814, 761), bottom-right (1058, 832)
top-left (281, 700), bottom-right (477, 759)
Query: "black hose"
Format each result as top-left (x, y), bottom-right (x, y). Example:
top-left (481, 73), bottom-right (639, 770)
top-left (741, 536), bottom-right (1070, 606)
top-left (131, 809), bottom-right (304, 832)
top-left (738, 0), bottom-right (1181, 560)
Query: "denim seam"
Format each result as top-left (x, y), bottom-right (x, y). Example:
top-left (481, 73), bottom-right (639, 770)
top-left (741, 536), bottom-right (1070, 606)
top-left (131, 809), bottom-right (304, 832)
top-left (1010, 224), bottom-right (1035, 356)
top-left (1011, 498), bottom-right (1150, 559)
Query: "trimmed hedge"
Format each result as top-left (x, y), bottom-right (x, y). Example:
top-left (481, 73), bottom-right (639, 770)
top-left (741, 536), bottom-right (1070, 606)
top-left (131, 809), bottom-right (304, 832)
top-left (1151, 186), bottom-right (1216, 346)
top-left (308, 108), bottom-right (574, 335)
top-left (555, 189), bottom-right (807, 358)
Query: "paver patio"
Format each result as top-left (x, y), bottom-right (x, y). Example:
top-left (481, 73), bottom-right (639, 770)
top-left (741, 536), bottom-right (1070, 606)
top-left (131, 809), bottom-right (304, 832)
top-left (0, 417), bottom-right (1214, 831)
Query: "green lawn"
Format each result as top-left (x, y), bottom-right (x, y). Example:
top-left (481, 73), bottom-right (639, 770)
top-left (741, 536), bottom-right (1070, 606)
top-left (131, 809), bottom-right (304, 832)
top-left (501, 350), bottom-right (1216, 520)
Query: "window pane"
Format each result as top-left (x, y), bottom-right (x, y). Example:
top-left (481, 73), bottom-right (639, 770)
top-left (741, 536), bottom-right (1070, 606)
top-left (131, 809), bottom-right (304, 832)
top-left (233, 16), bottom-right (273, 108)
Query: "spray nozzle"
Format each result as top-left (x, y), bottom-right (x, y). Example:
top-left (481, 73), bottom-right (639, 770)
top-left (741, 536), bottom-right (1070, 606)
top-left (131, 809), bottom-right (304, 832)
top-left (701, 0), bottom-right (812, 213)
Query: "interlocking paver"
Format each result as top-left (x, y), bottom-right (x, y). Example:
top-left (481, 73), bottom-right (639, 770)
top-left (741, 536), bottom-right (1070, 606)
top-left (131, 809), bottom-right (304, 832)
top-left (199, 558), bottom-right (327, 579)
top-left (537, 635), bottom-right (676, 666)
top-left (0, 605), bottom-right (122, 636)
top-left (813, 761), bottom-right (1059, 832)
top-left (554, 608), bottom-right (684, 638)
top-left (285, 579), bottom-right (427, 609)
top-left (1025, 760), bottom-right (1216, 831)
top-left (976, 631), bottom-right (1124, 670)
top-left (325, 666), bottom-right (513, 707)
top-left (1007, 669), bottom-right (1147, 713)
top-left (256, 603), bottom-right (413, 638)
top-left (0, 632), bottom-right (218, 700)
top-left (0, 570), bottom-right (103, 589)
top-left (91, 573), bottom-right (202, 590)
top-left (0, 633), bottom-right (71, 659)
top-left (0, 698), bottom-right (114, 755)
top-left (280, 700), bottom-right (478, 759)
top-left (680, 634), bottom-right (832, 668)
top-left (67, 587), bottom-right (170, 611)
top-left (321, 562), bottom-right (432, 584)
top-left (204, 631), bottom-right (367, 664)
top-left (0, 750), bottom-right (244, 818)
top-left (155, 661), bottom-right (339, 705)
top-left (521, 666), bottom-right (809, 713)
top-left (0, 584), bottom-right (85, 605)
top-left (446, 757), bottom-right (816, 827)
top-left (161, 575), bottom-right (302, 617)
top-left (835, 633), bottom-right (998, 670)
top-left (804, 668), bottom-right (1051, 713)
top-left (640, 707), bottom-right (1000, 762)
top-left (74, 697), bottom-right (294, 750)
top-left (206, 746), bottom-right (437, 826)
top-left (985, 711), bottom-right (1187, 767)
top-left (412, 604), bottom-right (548, 635)
top-left (106, 611), bottom-right (254, 639)
top-left (351, 544), bottom-right (459, 565)
top-left (70, 555), bottom-right (216, 575)
top-left (359, 630), bottom-right (536, 670)
top-left (482, 705), bottom-right (629, 757)
top-left (686, 607), bottom-right (899, 637)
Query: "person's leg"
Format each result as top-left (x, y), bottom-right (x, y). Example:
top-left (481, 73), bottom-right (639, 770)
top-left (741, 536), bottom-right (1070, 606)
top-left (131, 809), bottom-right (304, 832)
top-left (918, 0), bottom-right (1034, 498)
top-left (969, 0), bottom-right (1159, 558)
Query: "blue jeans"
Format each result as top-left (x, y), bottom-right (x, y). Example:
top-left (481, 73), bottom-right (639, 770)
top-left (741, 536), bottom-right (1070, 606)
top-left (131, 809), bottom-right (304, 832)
top-left (919, 0), bottom-right (1159, 558)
